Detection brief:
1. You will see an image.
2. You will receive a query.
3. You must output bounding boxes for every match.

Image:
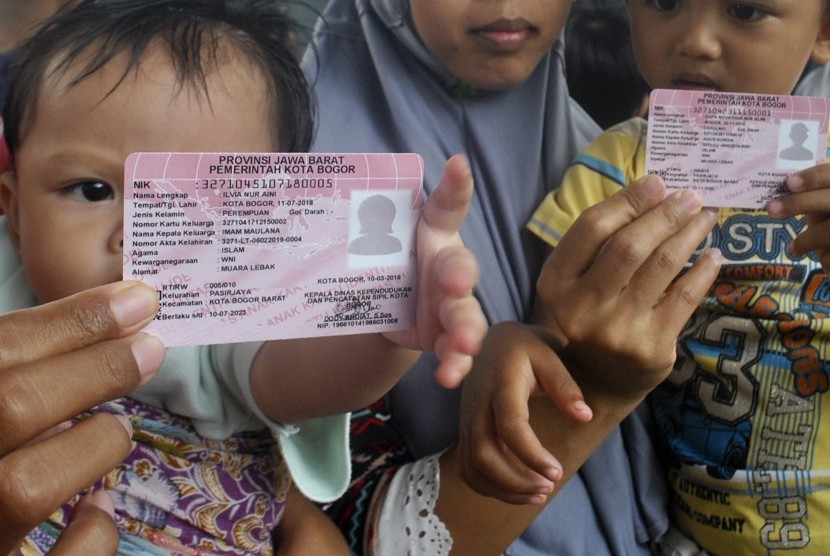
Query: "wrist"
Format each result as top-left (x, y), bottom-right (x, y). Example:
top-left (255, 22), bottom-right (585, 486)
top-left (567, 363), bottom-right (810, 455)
top-left (562, 349), bottom-right (669, 415)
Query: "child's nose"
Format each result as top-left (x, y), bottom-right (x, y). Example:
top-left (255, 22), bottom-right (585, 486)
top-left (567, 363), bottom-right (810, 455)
top-left (677, 18), bottom-right (722, 60)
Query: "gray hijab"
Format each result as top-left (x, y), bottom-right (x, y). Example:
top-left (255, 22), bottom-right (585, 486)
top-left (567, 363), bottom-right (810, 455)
top-left (303, 1), bottom-right (668, 553)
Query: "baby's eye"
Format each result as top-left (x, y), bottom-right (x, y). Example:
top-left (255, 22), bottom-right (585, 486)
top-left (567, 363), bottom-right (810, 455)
top-left (648, 0), bottom-right (681, 11)
top-left (64, 180), bottom-right (115, 202)
top-left (728, 4), bottom-right (768, 21)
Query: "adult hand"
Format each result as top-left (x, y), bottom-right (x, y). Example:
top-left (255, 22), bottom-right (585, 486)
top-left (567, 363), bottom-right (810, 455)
top-left (0, 281), bottom-right (163, 554)
top-left (536, 175), bottom-right (721, 401)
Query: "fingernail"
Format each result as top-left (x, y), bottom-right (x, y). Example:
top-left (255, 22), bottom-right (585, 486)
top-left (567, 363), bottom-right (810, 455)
top-left (643, 175), bottom-right (664, 197)
top-left (787, 174), bottom-right (805, 191)
top-left (51, 420), bottom-right (74, 434)
top-left (111, 283), bottom-right (158, 327)
top-left (130, 334), bottom-right (165, 385)
top-left (787, 241), bottom-right (802, 258)
top-left (28, 420), bottom-right (73, 445)
top-left (87, 490), bottom-right (116, 518)
top-left (114, 414), bottom-right (133, 437)
top-left (703, 206), bottom-right (720, 220)
top-left (767, 200), bottom-right (783, 217)
top-left (545, 466), bottom-right (563, 482)
top-left (677, 191), bottom-right (702, 213)
top-left (529, 492), bottom-right (551, 505)
top-left (440, 368), bottom-right (464, 390)
top-left (573, 400), bottom-right (593, 419)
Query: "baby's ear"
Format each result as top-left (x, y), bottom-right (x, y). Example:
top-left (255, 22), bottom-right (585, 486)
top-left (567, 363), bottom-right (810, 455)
top-left (0, 171), bottom-right (21, 252)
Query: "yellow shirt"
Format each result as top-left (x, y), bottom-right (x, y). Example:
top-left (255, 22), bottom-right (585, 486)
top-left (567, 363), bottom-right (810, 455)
top-left (531, 117), bottom-right (830, 554)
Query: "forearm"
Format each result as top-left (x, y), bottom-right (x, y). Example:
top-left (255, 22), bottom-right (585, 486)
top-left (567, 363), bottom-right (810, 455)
top-left (436, 393), bottom-right (641, 554)
top-left (250, 334), bottom-right (419, 423)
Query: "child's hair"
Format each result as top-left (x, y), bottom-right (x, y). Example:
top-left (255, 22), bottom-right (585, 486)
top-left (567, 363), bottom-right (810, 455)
top-left (2, 0), bottom-right (314, 158)
top-left (564, 0), bottom-right (650, 129)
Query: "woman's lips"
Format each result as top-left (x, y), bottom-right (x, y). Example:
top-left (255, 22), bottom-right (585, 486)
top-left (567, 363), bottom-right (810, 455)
top-left (473, 18), bottom-right (535, 52)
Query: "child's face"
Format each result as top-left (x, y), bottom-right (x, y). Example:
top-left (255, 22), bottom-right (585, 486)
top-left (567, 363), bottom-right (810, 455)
top-left (626, 0), bottom-right (830, 95)
top-left (0, 43), bottom-right (273, 303)
top-left (410, 0), bottom-right (572, 91)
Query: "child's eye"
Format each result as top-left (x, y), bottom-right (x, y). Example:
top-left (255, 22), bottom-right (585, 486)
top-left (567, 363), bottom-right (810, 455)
top-left (647, 0), bottom-right (682, 11)
top-left (64, 180), bottom-right (115, 202)
top-left (727, 4), bottom-right (768, 21)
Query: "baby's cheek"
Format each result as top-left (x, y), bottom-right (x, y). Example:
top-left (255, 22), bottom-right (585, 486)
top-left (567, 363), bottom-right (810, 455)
top-left (25, 253), bottom-right (110, 303)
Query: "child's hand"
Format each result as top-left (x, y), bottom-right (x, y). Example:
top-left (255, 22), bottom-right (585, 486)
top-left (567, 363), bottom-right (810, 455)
top-left (536, 175), bottom-right (722, 403)
top-left (457, 321), bottom-right (591, 505)
top-left (766, 163), bottom-right (830, 272)
top-left (382, 155), bottom-right (486, 389)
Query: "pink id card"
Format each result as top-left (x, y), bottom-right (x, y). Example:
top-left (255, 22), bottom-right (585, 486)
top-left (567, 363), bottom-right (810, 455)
top-left (123, 152), bottom-right (423, 346)
top-left (646, 89), bottom-right (830, 208)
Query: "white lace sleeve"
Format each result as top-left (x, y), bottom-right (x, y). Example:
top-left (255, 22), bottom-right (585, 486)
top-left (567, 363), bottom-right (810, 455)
top-left (372, 453), bottom-right (453, 555)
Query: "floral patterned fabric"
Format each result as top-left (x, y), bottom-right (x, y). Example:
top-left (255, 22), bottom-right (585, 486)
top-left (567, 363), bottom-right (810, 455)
top-left (23, 397), bottom-right (288, 555)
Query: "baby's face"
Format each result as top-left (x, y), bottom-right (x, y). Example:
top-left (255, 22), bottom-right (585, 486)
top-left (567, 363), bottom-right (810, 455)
top-left (2, 42), bottom-right (274, 303)
top-left (410, 0), bottom-right (571, 91)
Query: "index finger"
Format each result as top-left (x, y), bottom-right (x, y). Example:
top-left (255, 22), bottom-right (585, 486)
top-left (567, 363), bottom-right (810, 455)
top-left (553, 175), bottom-right (667, 279)
top-left (0, 281), bottom-right (158, 369)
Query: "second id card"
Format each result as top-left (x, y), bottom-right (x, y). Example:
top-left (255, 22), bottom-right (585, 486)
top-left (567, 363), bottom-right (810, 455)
top-left (646, 89), bottom-right (830, 208)
top-left (123, 152), bottom-right (423, 346)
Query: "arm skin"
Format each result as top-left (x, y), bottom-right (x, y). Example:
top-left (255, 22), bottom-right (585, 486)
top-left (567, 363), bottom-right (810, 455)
top-left (273, 486), bottom-right (351, 556)
top-left (435, 176), bottom-right (723, 554)
top-left (0, 281), bottom-right (164, 555)
top-left (250, 155), bottom-right (486, 423)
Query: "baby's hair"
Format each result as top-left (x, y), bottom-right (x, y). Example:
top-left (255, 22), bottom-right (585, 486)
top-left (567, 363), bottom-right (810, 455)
top-left (2, 0), bottom-right (313, 157)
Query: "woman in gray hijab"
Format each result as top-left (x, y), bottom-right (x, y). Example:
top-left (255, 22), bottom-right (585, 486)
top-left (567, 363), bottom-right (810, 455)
top-left (303, 0), bottom-right (670, 553)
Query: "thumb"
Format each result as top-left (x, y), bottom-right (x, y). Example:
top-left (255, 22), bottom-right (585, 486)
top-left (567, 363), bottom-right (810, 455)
top-left (422, 154), bottom-right (474, 235)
